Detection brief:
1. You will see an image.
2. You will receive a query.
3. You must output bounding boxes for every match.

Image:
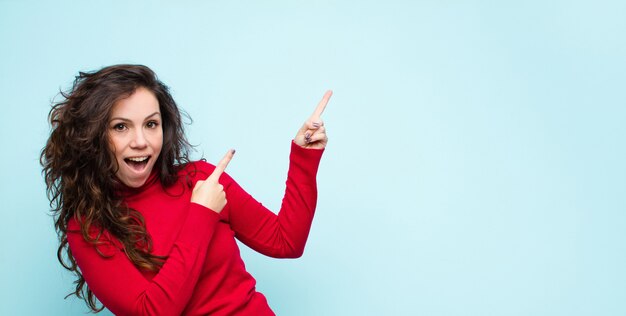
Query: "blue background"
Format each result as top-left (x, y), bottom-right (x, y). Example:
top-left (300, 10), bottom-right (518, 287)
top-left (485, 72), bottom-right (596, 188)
top-left (1, 1), bottom-right (625, 315)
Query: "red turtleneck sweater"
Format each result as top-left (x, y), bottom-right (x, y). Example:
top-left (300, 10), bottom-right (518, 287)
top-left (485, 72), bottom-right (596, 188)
top-left (67, 142), bottom-right (323, 315)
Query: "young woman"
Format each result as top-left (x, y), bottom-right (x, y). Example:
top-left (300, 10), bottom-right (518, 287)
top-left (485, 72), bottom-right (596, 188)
top-left (41, 64), bottom-right (331, 315)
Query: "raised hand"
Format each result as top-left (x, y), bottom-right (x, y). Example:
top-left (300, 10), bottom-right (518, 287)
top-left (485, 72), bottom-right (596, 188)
top-left (191, 149), bottom-right (235, 213)
top-left (294, 90), bottom-right (332, 149)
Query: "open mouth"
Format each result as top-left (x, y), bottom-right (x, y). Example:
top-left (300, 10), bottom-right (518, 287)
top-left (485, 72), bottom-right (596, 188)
top-left (124, 156), bottom-right (151, 172)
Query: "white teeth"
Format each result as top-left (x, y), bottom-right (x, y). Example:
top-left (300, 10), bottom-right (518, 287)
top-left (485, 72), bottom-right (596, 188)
top-left (127, 156), bottom-right (149, 162)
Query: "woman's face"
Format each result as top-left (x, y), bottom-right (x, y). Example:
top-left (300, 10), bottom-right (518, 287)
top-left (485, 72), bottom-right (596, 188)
top-left (108, 87), bottom-right (163, 188)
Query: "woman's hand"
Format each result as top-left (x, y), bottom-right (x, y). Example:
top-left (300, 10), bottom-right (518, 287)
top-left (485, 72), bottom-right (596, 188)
top-left (294, 90), bottom-right (332, 149)
top-left (191, 149), bottom-right (235, 213)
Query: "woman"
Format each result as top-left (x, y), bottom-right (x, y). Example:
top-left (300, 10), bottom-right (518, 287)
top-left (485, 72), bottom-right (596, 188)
top-left (41, 64), bottom-right (331, 315)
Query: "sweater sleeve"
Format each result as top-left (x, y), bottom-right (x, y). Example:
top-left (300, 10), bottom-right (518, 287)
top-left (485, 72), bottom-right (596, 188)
top-left (67, 203), bottom-right (220, 316)
top-left (224, 140), bottom-right (324, 258)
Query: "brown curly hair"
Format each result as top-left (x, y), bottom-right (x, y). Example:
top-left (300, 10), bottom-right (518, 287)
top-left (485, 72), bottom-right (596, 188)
top-left (41, 64), bottom-right (193, 312)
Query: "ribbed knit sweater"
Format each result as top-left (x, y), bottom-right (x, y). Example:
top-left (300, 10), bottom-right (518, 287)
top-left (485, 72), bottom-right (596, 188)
top-left (67, 142), bottom-right (323, 315)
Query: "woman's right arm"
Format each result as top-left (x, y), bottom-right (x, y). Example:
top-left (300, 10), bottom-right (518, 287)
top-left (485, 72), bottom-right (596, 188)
top-left (67, 151), bottom-right (234, 316)
top-left (67, 203), bottom-right (219, 316)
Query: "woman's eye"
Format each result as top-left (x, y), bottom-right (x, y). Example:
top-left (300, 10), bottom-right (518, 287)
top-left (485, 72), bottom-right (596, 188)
top-left (147, 121), bottom-right (159, 128)
top-left (113, 123), bottom-right (126, 131)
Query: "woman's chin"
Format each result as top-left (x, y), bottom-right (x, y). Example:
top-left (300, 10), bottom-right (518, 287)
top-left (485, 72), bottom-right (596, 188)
top-left (117, 165), bottom-right (153, 188)
top-left (122, 177), bottom-right (148, 188)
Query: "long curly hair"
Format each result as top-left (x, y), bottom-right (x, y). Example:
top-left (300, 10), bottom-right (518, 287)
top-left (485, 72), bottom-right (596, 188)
top-left (41, 64), bottom-right (193, 312)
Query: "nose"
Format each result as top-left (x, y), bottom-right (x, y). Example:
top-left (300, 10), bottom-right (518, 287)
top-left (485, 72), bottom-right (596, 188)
top-left (129, 129), bottom-right (148, 149)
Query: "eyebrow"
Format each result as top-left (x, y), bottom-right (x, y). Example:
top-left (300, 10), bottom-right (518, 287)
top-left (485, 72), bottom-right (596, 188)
top-left (110, 112), bottom-right (161, 122)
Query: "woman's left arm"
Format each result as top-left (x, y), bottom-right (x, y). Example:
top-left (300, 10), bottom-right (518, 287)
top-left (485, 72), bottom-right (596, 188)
top-left (223, 91), bottom-right (332, 258)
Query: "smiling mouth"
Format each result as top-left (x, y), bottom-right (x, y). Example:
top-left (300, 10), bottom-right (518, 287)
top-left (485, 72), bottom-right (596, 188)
top-left (124, 156), bottom-right (151, 172)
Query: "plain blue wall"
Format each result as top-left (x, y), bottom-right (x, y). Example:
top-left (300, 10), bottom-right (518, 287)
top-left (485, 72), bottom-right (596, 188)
top-left (1, 1), bottom-right (625, 315)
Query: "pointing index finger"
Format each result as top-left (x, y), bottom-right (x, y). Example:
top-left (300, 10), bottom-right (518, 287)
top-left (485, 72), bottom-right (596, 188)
top-left (208, 149), bottom-right (235, 181)
top-left (311, 90), bottom-right (333, 119)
